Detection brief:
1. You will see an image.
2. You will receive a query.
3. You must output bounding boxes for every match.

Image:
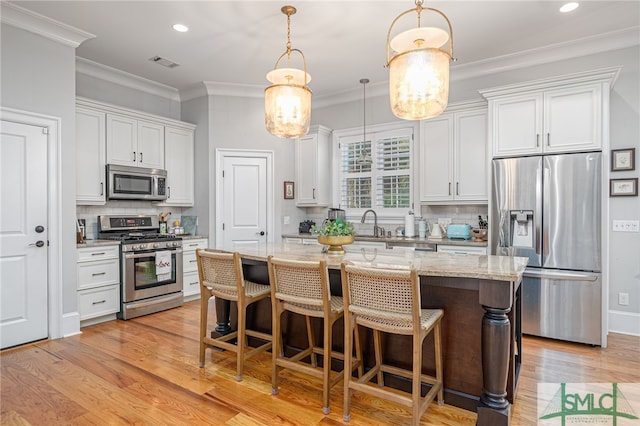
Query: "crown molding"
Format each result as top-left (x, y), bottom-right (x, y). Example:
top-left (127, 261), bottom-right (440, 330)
top-left (76, 57), bottom-right (180, 102)
top-left (0, 2), bottom-right (94, 48)
top-left (452, 26), bottom-right (639, 82)
top-left (479, 66), bottom-right (622, 99)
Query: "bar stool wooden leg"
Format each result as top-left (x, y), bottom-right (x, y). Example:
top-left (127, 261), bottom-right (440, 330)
top-left (322, 317), bottom-right (332, 414)
top-left (412, 333), bottom-right (423, 426)
top-left (199, 293), bottom-right (210, 368)
top-left (306, 316), bottom-right (317, 368)
top-left (373, 329), bottom-right (384, 386)
top-left (272, 305), bottom-right (282, 395)
top-left (354, 323), bottom-right (364, 378)
top-left (435, 321), bottom-right (444, 405)
top-left (236, 301), bottom-right (246, 382)
top-left (343, 312), bottom-right (353, 422)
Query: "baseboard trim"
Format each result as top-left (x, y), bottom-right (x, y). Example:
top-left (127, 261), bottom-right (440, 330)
top-left (608, 310), bottom-right (640, 336)
top-left (62, 311), bottom-right (81, 338)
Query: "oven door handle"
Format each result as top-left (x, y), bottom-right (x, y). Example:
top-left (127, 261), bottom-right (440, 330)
top-left (124, 248), bottom-right (183, 259)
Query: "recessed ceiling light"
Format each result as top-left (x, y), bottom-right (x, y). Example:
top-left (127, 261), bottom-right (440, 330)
top-left (559, 2), bottom-right (579, 13)
top-left (172, 23), bottom-right (188, 32)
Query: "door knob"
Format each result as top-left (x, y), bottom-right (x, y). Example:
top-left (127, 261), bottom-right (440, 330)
top-left (29, 240), bottom-right (45, 248)
top-left (256, 231), bottom-right (265, 236)
top-left (35, 225), bottom-right (45, 233)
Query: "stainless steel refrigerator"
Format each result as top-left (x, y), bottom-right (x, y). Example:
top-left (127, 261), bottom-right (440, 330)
top-left (491, 152), bottom-right (602, 345)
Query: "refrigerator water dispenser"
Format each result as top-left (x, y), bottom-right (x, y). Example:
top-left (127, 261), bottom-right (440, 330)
top-left (510, 210), bottom-right (534, 248)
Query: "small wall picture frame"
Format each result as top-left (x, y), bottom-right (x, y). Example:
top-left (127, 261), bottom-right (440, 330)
top-left (284, 181), bottom-right (294, 199)
top-left (611, 148), bottom-right (635, 171)
top-left (610, 178), bottom-right (638, 197)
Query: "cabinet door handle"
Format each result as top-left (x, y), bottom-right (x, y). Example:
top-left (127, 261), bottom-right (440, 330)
top-left (92, 300), bottom-right (106, 305)
top-left (100, 182), bottom-right (104, 196)
top-left (448, 182), bottom-right (451, 196)
top-left (91, 272), bottom-right (106, 276)
top-left (189, 259), bottom-right (197, 263)
top-left (133, 151), bottom-right (136, 162)
top-left (313, 188), bottom-right (316, 199)
top-left (167, 186), bottom-right (171, 198)
top-left (139, 152), bottom-right (143, 162)
top-left (547, 133), bottom-right (550, 146)
top-left (91, 252), bottom-right (106, 256)
top-left (456, 182), bottom-right (459, 195)
top-left (536, 134), bottom-right (540, 147)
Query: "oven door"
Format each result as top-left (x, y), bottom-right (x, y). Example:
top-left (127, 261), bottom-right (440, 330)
top-left (122, 248), bottom-right (183, 302)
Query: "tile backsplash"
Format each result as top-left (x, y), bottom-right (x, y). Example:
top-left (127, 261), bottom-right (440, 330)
top-left (77, 202), bottom-right (186, 240)
top-left (419, 204), bottom-right (489, 229)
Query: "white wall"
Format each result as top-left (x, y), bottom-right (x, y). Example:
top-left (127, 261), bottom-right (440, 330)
top-left (1, 25), bottom-right (78, 315)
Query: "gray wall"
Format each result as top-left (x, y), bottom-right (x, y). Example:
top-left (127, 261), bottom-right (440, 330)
top-left (1, 24), bottom-right (78, 314)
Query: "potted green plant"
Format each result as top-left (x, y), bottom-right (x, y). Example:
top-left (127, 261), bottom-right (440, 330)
top-left (311, 218), bottom-right (356, 255)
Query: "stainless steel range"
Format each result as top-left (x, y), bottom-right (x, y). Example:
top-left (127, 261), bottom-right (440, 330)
top-left (98, 215), bottom-right (183, 320)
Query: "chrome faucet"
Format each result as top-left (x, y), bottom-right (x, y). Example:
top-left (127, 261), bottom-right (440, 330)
top-left (361, 209), bottom-right (381, 238)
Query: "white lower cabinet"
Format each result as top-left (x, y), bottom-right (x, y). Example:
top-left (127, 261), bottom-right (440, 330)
top-left (182, 238), bottom-right (208, 300)
top-left (436, 244), bottom-right (487, 255)
top-left (77, 244), bottom-right (120, 324)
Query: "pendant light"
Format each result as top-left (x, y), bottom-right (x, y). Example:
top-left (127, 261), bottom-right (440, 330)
top-left (385, 0), bottom-right (455, 120)
top-left (357, 78), bottom-right (372, 165)
top-left (265, 5), bottom-right (312, 139)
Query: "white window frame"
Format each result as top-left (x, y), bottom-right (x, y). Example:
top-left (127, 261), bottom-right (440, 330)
top-left (332, 120), bottom-right (419, 222)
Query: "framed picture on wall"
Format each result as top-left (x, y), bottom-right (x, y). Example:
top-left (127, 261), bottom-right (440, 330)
top-left (610, 178), bottom-right (638, 197)
top-left (611, 148), bottom-right (635, 171)
top-left (284, 181), bottom-right (294, 199)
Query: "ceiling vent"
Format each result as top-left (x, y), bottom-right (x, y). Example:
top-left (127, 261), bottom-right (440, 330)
top-left (149, 56), bottom-right (179, 68)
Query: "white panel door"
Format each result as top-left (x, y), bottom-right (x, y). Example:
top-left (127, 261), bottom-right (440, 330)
top-left (222, 156), bottom-right (268, 248)
top-left (1, 120), bottom-right (48, 349)
top-left (137, 120), bottom-right (165, 169)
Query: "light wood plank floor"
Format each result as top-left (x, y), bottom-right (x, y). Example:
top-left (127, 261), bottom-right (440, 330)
top-left (2, 300), bottom-right (639, 425)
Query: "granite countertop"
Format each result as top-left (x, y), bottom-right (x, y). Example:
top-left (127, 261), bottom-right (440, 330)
top-left (219, 242), bottom-right (526, 282)
top-left (282, 233), bottom-right (488, 247)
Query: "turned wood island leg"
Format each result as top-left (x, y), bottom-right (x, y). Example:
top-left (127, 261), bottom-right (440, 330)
top-left (214, 298), bottom-right (232, 335)
top-left (477, 279), bottom-right (517, 426)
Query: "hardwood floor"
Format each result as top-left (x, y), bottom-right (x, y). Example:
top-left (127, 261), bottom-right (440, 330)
top-left (2, 300), bottom-right (639, 425)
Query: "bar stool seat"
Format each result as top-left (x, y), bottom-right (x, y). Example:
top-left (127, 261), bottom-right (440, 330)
top-left (196, 249), bottom-right (272, 382)
top-left (341, 262), bottom-right (444, 426)
top-left (267, 256), bottom-right (362, 415)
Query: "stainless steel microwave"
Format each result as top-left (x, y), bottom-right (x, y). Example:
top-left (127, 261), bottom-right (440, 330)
top-left (106, 164), bottom-right (168, 201)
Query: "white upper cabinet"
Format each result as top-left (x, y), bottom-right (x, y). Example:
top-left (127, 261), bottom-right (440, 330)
top-left (106, 114), bottom-right (164, 169)
top-left (76, 105), bottom-right (106, 205)
top-left (296, 125), bottom-right (332, 206)
top-left (420, 103), bottom-right (487, 204)
top-left (481, 68), bottom-right (620, 158)
top-left (157, 126), bottom-right (195, 206)
top-left (76, 97), bottom-right (196, 205)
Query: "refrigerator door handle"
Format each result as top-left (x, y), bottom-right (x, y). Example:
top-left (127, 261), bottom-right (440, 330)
top-left (523, 269), bottom-right (599, 282)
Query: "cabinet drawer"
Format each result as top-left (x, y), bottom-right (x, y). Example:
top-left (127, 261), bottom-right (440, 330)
top-left (78, 285), bottom-right (120, 320)
top-left (77, 245), bottom-right (119, 262)
top-left (78, 258), bottom-right (119, 290)
top-left (183, 251), bottom-right (199, 273)
top-left (437, 244), bottom-right (487, 255)
top-left (183, 271), bottom-right (201, 297)
top-left (182, 239), bottom-right (208, 252)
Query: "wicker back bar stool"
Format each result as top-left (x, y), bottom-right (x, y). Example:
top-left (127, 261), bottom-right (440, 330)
top-left (196, 249), bottom-right (272, 381)
top-left (340, 262), bottom-right (444, 426)
top-left (267, 256), bottom-right (362, 415)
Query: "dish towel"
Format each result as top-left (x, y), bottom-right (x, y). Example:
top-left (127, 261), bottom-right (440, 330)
top-left (155, 251), bottom-right (172, 281)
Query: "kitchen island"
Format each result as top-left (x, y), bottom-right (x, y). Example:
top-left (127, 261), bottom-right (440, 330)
top-left (210, 243), bottom-right (527, 426)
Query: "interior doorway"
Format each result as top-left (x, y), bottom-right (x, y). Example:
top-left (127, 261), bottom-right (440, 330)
top-left (215, 149), bottom-right (274, 248)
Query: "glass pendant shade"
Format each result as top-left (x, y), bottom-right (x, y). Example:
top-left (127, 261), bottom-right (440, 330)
top-left (386, 1), bottom-right (455, 121)
top-left (265, 81), bottom-right (312, 139)
top-left (389, 47), bottom-right (450, 120)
